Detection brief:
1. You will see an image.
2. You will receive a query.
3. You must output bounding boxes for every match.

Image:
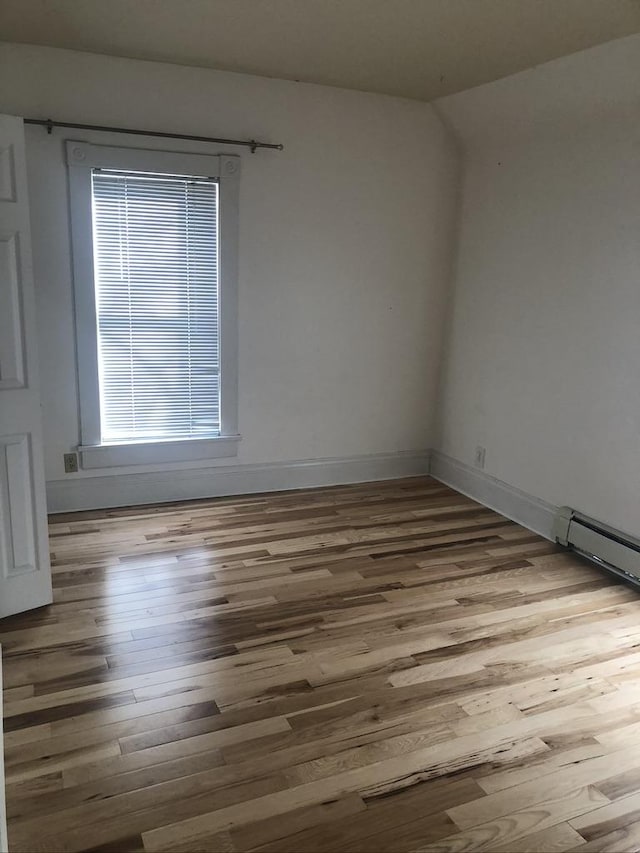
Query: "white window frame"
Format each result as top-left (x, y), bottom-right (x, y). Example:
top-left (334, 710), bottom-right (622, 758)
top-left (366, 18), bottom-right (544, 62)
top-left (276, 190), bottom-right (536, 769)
top-left (66, 141), bottom-right (240, 469)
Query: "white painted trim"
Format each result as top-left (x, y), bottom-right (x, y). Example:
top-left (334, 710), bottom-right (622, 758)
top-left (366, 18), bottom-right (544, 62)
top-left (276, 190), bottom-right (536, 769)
top-left (47, 448), bottom-right (560, 538)
top-left (429, 451), bottom-right (557, 540)
top-left (78, 434), bottom-right (240, 468)
top-left (66, 141), bottom-right (224, 178)
top-left (46, 450), bottom-right (431, 513)
top-left (66, 140), bottom-right (240, 451)
top-left (0, 646), bottom-right (7, 853)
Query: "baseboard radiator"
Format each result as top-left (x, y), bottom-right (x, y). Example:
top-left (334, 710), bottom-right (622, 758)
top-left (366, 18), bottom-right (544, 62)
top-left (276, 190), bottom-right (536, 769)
top-left (554, 508), bottom-right (640, 584)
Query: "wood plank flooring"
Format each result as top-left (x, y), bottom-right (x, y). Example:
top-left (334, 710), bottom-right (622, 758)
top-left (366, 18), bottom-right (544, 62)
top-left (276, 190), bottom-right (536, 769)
top-left (2, 477), bottom-right (640, 852)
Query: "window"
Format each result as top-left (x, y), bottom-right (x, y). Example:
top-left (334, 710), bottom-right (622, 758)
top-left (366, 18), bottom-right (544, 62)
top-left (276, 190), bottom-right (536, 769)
top-left (92, 170), bottom-right (220, 443)
top-left (67, 142), bottom-right (239, 468)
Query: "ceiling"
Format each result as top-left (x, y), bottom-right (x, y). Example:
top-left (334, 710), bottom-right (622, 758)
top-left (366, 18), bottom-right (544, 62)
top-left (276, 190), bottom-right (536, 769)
top-left (1, 0), bottom-right (639, 102)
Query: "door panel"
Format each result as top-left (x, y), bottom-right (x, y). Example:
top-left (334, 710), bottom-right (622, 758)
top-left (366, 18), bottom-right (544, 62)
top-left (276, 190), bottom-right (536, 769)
top-left (0, 114), bottom-right (52, 618)
top-left (0, 435), bottom-right (37, 575)
top-left (0, 140), bottom-right (16, 202)
top-left (0, 231), bottom-right (25, 388)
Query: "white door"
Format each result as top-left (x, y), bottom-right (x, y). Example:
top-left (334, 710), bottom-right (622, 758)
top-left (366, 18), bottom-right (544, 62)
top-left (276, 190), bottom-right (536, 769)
top-left (0, 114), bottom-right (52, 618)
top-left (0, 646), bottom-right (7, 853)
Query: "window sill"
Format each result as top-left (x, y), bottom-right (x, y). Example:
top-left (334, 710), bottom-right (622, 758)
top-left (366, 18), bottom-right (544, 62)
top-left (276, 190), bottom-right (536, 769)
top-left (78, 435), bottom-right (241, 469)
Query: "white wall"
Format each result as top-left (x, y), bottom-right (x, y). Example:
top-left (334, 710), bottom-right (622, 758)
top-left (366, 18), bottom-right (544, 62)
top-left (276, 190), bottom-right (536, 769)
top-left (435, 34), bottom-right (640, 537)
top-left (0, 43), bottom-right (458, 508)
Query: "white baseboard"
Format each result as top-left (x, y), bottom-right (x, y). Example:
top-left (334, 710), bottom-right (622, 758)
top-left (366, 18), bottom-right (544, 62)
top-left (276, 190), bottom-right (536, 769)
top-left (46, 450), bottom-right (431, 513)
top-left (46, 448), bottom-right (557, 542)
top-left (430, 451), bottom-right (557, 541)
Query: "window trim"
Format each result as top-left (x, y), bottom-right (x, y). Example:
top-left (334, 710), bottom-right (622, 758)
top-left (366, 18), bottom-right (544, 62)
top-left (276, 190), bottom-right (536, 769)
top-left (66, 141), bottom-right (240, 468)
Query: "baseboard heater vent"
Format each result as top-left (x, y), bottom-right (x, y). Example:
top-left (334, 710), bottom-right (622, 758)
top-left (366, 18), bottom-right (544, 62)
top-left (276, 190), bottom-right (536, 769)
top-left (554, 508), bottom-right (640, 584)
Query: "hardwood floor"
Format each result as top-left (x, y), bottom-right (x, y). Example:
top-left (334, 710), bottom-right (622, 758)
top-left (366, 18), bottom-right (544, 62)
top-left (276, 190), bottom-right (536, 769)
top-left (2, 477), bottom-right (640, 852)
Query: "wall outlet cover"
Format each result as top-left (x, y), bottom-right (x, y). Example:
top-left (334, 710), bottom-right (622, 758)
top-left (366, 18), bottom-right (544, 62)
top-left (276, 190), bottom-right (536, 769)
top-left (64, 452), bottom-right (79, 474)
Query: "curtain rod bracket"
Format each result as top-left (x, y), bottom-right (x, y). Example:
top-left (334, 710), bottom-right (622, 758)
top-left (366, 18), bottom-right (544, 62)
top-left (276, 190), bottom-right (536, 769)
top-left (46, 118), bottom-right (54, 135)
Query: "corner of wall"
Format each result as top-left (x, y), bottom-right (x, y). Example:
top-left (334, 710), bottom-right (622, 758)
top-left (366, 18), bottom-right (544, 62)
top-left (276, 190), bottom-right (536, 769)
top-left (427, 103), bottom-right (466, 455)
top-left (430, 450), bottom-right (557, 540)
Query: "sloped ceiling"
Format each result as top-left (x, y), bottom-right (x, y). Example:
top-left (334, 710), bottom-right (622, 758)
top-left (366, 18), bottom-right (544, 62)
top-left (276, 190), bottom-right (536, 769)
top-left (1, 0), bottom-right (639, 101)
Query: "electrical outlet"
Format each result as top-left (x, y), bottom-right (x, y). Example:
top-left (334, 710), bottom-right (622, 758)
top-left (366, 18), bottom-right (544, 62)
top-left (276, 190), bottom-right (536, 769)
top-left (474, 445), bottom-right (486, 470)
top-left (63, 452), bottom-right (79, 474)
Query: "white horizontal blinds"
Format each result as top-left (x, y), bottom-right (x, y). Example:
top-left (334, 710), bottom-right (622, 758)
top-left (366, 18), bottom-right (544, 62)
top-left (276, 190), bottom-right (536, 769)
top-left (91, 169), bottom-right (220, 443)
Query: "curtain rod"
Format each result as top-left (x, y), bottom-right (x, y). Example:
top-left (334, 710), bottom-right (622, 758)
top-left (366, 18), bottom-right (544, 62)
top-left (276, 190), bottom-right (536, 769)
top-left (24, 118), bottom-right (284, 154)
